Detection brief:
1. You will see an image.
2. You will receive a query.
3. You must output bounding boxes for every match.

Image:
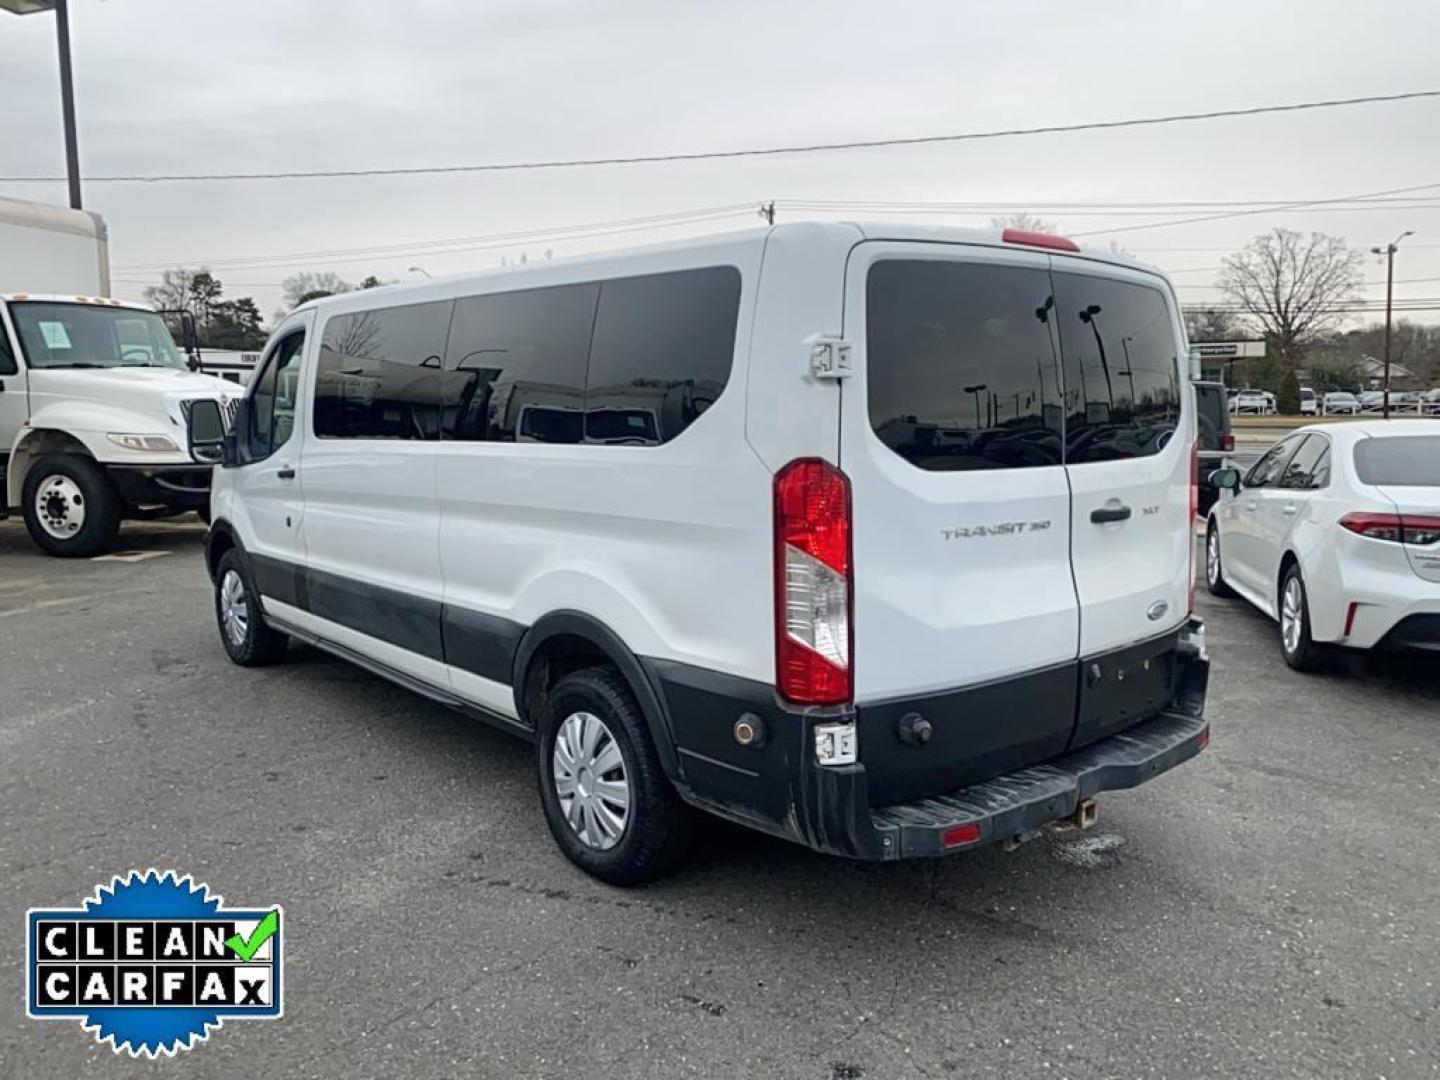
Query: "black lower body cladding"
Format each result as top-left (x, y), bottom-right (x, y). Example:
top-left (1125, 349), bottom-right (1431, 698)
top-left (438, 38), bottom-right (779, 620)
top-left (106, 464), bottom-right (212, 511)
top-left (648, 621), bottom-right (1210, 861)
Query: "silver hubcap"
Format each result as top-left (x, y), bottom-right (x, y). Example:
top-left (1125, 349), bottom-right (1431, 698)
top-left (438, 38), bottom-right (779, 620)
top-left (219, 570), bottom-right (249, 647)
top-left (553, 711), bottom-right (630, 850)
top-left (34, 474), bottom-right (86, 539)
top-left (1281, 576), bottom-right (1303, 655)
top-left (1207, 530), bottom-right (1221, 585)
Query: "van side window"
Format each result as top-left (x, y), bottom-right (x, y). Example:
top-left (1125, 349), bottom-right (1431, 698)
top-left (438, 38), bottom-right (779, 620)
top-left (1051, 274), bottom-right (1180, 464)
top-left (314, 301), bottom-right (452, 440)
top-left (584, 267), bottom-right (741, 445)
top-left (441, 284), bottom-right (598, 443)
top-left (866, 260), bottom-right (1064, 471)
top-left (244, 330), bottom-right (305, 462)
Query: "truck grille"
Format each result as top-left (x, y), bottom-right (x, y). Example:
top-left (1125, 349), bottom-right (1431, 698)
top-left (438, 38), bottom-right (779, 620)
top-left (180, 396), bottom-right (240, 432)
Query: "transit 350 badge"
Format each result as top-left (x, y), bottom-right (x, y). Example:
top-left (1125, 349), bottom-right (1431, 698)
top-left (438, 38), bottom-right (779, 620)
top-left (25, 869), bottom-right (283, 1057)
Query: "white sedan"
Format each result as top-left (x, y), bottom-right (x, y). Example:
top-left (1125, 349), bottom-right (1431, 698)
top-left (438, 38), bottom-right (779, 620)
top-left (1205, 421), bottom-right (1440, 670)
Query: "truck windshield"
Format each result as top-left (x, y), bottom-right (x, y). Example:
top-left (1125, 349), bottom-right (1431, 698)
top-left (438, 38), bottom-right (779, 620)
top-left (9, 301), bottom-right (186, 370)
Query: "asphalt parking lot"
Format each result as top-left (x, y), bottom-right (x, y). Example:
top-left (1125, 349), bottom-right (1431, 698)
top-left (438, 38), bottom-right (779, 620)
top-left (2, 518), bottom-right (1438, 1079)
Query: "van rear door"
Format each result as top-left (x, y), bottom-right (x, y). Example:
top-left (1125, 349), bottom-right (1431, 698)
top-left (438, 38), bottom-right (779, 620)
top-left (1050, 263), bottom-right (1193, 747)
top-left (839, 244), bottom-right (1080, 804)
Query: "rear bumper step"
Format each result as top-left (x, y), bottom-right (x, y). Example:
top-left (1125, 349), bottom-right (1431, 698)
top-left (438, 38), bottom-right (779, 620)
top-left (870, 709), bottom-right (1208, 859)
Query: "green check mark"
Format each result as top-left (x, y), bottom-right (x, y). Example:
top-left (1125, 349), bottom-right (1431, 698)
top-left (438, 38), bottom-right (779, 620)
top-left (225, 910), bottom-right (279, 962)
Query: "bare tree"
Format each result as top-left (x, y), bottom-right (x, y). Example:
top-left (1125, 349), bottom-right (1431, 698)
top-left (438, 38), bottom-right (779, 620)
top-left (278, 271), bottom-right (354, 318)
top-left (143, 267), bottom-right (206, 314)
top-left (990, 212), bottom-right (1058, 234)
top-left (1217, 228), bottom-right (1362, 368)
top-left (1184, 306), bottom-right (1245, 344)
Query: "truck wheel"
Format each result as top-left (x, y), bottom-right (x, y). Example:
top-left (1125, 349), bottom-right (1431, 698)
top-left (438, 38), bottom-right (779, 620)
top-left (537, 666), bottom-right (692, 886)
top-left (214, 549), bottom-right (289, 666)
top-left (21, 454), bottom-right (122, 558)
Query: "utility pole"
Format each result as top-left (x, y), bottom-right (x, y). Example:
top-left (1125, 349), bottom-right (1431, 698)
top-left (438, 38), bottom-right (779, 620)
top-left (0, 0), bottom-right (82, 209)
top-left (1371, 230), bottom-right (1414, 419)
top-left (758, 201), bottom-right (776, 226)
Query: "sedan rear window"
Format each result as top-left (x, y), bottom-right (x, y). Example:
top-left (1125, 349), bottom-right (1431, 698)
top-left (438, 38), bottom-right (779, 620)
top-left (1354, 436), bottom-right (1440, 487)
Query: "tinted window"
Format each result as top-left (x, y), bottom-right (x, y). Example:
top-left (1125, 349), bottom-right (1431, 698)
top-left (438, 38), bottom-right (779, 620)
top-left (1245, 435), bottom-right (1303, 489)
top-left (1052, 274), bottom-right (1181, 463)
top-left (441, 284), bottom-right (598, 443)
top-left (0, 323), bottom-right (14, 375)
top-left (584, 267), bottom-right (741, 445)
top-left (1194, 383), bottom-right (1230, 452)
top-left (315, 301), bottom-right (452, 439)
top-left (1354, 436), bottom-right (1440, 487)
top-left (1277, 434), bottom-right (1330, 490)
top-left (244, 331), bottom-right (304, 462)
top-left (867, 260), bottom-right (1064, 471)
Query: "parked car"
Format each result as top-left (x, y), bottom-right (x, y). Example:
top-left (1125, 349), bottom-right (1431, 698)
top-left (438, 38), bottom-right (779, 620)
top-left (1359, 390), bottom-right (1384, 412)
top-left (1423, 389), bottom-right (1440, 416)
top-left (1360, 389), bottom-right (1423, 414)
top-left (1230, 389), bottom-right (1274, 415)
top-left (1299, 387), bottom-right (1317, 416)
top-left (189, 222), bottom-right (1211, 884)
top-left (1205, 420), bottom-right (1440, 670)
top-left (1322, 391), bottom-right (1361, 415)
top-left (1194, 380), bottom-right (1234, 517)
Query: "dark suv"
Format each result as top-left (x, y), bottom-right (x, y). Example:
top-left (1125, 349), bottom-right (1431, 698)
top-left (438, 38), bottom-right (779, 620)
top-left (1193, 381), bottom-right (1233, 516)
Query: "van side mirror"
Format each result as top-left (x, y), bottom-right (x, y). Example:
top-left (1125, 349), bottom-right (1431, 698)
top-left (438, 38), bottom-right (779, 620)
top-left (187, 399), bottom-right (229, 465)
top-left (1212, 467), bottom-right (1241, 493)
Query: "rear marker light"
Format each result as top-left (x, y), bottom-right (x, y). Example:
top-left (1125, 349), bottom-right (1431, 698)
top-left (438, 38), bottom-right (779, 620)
top-left (1194, 728), bottom-right (1210, 752)
top-left (1001, 228), bottom-right (1081, 253)
top-left (1220, 433), bottom-right (1235, 452)
top-left (1340, 512), bottom-right (1440, 546)
top-left (1343, 601), bottom-right (1359, 638)
top-left (775, 459), bottom-right (853, 705)
top-left (942, 823), bottom-right (982, 849)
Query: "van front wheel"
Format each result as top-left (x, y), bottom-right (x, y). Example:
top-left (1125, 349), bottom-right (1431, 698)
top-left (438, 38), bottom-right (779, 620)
top-left (21, 454), bottom-right (122, 558)
top-left (537, 666), bottom-right (691, 886)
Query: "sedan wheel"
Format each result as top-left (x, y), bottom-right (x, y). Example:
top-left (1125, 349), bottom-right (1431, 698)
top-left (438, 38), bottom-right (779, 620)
top-left (1278, 565), bottom-right (1325, 672)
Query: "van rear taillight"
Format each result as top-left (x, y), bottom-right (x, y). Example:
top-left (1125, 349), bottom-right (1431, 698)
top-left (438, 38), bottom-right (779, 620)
top-left (1340, 512), bottom-right (1440, 545)
top-left (1001, 228), bottom-right (1081, 253)
top-left (774, 459), bottom-right (852, 705)
top-left (1220, 433), bottom-right (1235, 452)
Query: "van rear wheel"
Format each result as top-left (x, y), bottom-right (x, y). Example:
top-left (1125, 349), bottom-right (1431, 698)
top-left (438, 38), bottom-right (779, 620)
top-left (537, 666), bottom-right (691, 886)
top-left (20, 454), bottom-right (122, 558)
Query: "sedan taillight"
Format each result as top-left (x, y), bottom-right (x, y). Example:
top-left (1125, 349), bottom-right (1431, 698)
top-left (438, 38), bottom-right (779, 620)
top-left (1339, 512), bottom-right (1440, 546)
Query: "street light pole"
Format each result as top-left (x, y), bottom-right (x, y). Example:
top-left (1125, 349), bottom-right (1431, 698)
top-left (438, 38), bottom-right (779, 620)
top-left (1, 0), bottom-right (81, 209)
top-left (1370, 230), bottom-right (1414, 420)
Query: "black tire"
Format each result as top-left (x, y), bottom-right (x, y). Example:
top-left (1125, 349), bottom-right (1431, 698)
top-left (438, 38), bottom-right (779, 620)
top-left (537, 666), bottom-right (691, 886)
top-left (1278, 564), bottom-right (1326, 673)
top-left (214, 549), bottom-right (289, 666)
top-left (20, 454), bottom-right (122, 558)
top-left (1205, 521), bottom-right (1237, 598)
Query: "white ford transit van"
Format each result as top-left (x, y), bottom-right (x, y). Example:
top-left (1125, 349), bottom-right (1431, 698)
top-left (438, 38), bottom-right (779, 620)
top-left (191, 223), bottom-right (1210, 884)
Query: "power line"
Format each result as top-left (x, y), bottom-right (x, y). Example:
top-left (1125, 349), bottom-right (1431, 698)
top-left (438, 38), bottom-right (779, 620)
top-left (113, 204), bottom-right (757, 273)
top-left (4, 90), bottom-right (1438, 184)
top-left (1070, 179), bottom-right (1440, 238)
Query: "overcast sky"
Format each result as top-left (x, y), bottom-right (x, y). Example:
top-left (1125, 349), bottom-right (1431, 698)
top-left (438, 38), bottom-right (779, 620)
top-left (3, 0), bottom-right (1439, 325)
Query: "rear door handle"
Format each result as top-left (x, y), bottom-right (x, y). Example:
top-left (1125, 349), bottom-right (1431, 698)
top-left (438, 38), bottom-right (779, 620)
top-left (276, 465), bottom-right (296, 480)
top-left (1282, 502), bottom-right (1299, 516)
top-left (1090, 504), bottom-right (1132, 524)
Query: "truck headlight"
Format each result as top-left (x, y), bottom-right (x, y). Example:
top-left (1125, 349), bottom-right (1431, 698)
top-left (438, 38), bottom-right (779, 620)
top-left (106, 433), bottom-right (180, 453)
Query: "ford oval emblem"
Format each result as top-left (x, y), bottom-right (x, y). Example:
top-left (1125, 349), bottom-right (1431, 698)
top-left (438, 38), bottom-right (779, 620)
top-left (1147, 600), bottom-right (1169, 622)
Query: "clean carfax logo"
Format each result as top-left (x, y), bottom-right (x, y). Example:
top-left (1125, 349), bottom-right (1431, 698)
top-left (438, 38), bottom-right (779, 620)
top-left (25, 869), bottom-right (283, 1057)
